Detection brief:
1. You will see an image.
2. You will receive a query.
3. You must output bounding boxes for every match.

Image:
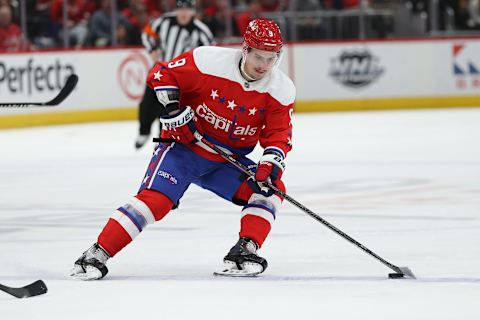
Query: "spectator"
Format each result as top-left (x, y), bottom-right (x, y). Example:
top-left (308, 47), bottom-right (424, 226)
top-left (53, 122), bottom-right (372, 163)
top-left (322, 0), bottom-right (364, 10)
top-left (294, 0), bottom-right (324, 40)
top-left (321, 0), bottom-right (344, 10)
top-left (198, 0), bottom-right (235, 38)
top-left (27, 0), bottom-right (58, 48)
top-left (236, 0), bottom-right (263, 35)
top-left (88, 0), bottom-right (133, 47)
top-left (121, 0), bottom-right (149, 45)
top-left (0, 5), bottom-right (27, 52)
top-left (259, 0), bottom-right (286, 12)
top-left (342, 0), bottom-right (360, 9)
top-left (51, 0), bottom-right (97, 48)
top-left (199, 0), bottom-right (220, 35)
top-left (144, 0), bottom-right (163, 18)
top-left (212, 0), bottom-right (231, 37)
top-left (122, 0), bottom-right (155, 28)
top-left (468, 0), bottom-right (480, 28)
top-left (233, 0), bottom-right (249, 11)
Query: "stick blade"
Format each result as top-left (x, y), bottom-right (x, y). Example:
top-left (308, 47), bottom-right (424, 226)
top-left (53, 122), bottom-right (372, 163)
top-left (0, 280), bottom-right (48, 298)
top-left (389, 267), bottom-right (416, 279)
top-left (24, 280), bottom-right (48, 297)
top-left (399, 266), bottom-right (416, 279)
top-left (45, 74), bottom-right (78, 106)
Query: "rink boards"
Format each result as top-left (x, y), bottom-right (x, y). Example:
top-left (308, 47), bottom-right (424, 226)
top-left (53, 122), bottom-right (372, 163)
top-left (0, 38), bottom-right (480, 128)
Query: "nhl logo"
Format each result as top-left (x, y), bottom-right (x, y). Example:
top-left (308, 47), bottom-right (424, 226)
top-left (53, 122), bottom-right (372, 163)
top-left (329, 49), bottom-right (384, 88)
top-left (244, 82), bottom-right (250, 88)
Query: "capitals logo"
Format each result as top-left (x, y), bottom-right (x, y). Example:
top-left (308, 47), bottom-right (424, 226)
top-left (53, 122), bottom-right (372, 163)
top-left (196, 103), bottom-right (258, 137)
top-left (452, 43), bottom-right (480, 89)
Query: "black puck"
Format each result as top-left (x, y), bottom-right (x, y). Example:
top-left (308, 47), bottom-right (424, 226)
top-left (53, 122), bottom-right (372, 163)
top-left (388, 273), bottom-right (404, 279)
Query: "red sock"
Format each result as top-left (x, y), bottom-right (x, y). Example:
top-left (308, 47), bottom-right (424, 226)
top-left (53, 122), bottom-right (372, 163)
top-left (98, 219), bottom-right (132, 257)
top-left (239, 215), bottom-right (271, 248)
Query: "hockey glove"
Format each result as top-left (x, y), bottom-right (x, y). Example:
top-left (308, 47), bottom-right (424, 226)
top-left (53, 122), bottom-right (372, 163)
top-left (159, 106), bottom-right (202, 144)
top-left (249, 148), bottom-right (285, 196)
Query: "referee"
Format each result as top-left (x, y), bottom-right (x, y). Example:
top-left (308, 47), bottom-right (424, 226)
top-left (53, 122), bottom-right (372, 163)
top-left (135, 0), bottom-right (215, 149)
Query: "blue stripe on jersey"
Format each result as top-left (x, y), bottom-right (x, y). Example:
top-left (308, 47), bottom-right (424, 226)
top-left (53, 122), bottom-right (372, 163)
top-left (243, 204), bottom-right (276, 219)
top-left (154, 87), bottom-right (179, 91)
top-left (117, 205), bottom-right (148, 232)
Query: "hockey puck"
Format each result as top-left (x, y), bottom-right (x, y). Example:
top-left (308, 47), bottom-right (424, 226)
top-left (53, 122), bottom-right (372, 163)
top-left (388, 273), bottom-right (404, 279)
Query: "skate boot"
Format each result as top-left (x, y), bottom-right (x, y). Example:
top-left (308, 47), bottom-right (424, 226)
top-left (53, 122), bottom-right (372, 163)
top-left (135, 134), bottom-right (149, 149)
top-left (69, 243), bottom-right (110, 280)
top-left (214, 237), bottom-right (268, 277)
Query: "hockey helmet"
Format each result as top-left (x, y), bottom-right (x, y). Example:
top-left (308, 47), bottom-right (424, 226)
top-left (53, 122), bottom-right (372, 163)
top-left (176, 0), bottom-right (196, 9)
top-left (243, 19), bottom-right (283, 53)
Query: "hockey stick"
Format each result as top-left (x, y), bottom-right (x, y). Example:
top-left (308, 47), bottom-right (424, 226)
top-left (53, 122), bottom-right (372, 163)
top-left (155, 134), bottom-right (415, 279)
top-left (0, 74), bottom-right (78, 108)
top-left (0, 280), bottom-right (48, 298)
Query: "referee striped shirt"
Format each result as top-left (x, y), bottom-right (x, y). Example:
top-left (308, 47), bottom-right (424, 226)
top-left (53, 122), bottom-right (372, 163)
top-left (142, 12), bottom-right (215, 62)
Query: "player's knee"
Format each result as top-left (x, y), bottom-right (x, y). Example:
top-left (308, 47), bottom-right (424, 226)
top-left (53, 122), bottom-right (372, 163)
top-left (245, 192), bottom-right (282, 219)
top-left (135, 189), bottom-right (174, 221)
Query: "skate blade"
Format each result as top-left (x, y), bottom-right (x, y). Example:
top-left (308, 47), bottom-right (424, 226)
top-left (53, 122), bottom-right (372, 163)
top-left (213, 261), bottom-right (263, 277)
top-left (213, 269), bottom-right (261, 277)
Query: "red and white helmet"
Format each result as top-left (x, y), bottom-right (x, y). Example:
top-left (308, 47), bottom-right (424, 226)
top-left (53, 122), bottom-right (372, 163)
top-left (243, 19), bottom-right (283, 53)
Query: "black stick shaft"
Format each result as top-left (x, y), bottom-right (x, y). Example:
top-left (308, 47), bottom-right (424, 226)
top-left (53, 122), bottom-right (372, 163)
top-left (192, 132), bottom-right (404, 275)
top-left (0, 74), bottom-right (78, 108)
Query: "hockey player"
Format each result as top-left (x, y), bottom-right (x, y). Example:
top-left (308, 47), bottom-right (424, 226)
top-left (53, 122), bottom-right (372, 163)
top-left (70, 19), bottom-right (295, 280)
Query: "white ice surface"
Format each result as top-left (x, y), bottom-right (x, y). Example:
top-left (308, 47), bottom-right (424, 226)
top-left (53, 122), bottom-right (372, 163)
top-left (0, 108), bottom-right (479, 319)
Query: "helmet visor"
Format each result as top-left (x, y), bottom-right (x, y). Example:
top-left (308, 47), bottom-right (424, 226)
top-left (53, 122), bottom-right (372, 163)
top-left (242, 47), bottom-right (281, 80)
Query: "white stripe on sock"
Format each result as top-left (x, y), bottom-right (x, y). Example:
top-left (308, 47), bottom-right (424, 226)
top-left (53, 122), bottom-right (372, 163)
top-left (241, 207), bottom-right (275, 225)
top-left (112, 209), bottom-right (140, 239)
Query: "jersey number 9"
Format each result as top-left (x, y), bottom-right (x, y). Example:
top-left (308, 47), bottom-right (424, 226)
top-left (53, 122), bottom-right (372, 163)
top-left (168, 58), bottom-right (186, 69)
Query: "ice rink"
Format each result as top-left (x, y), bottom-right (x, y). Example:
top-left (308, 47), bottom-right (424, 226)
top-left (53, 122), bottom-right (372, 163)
top-left (1, 108), bottom-right (479, 319)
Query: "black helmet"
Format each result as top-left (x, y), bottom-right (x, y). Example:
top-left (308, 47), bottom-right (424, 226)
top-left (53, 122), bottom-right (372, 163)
top-left (176, 0), bottom-right (195, 9)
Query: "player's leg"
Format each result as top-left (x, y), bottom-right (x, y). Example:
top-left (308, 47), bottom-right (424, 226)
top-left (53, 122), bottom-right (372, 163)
top-left (70, 143), bottom-right (192, 280)
top-left (70, 190), bottom-right (174, 280)
top-left (198, 159), bottom-right (285, 275)
top-left (135, 86), bottom-right (158, 149)
top-left (217, 178), bottom-right (285, 276)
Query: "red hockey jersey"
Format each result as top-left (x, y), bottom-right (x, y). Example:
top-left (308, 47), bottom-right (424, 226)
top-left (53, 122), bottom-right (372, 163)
top-left (147, 46), bottom-right (295, 161)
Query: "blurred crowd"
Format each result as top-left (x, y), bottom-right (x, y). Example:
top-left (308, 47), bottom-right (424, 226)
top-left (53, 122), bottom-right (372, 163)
top-left (1, 0), bottom-right (480, 52)
top-left (409, 0), bottom-right (480, 30)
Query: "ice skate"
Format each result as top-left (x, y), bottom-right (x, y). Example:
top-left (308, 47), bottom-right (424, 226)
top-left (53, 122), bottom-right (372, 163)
top-left (214, 237), bottom-right (268, 277)
top-left (69, 243), bottom-right (110, 280)
top-left (135, 134), bottom-right (149, 149)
